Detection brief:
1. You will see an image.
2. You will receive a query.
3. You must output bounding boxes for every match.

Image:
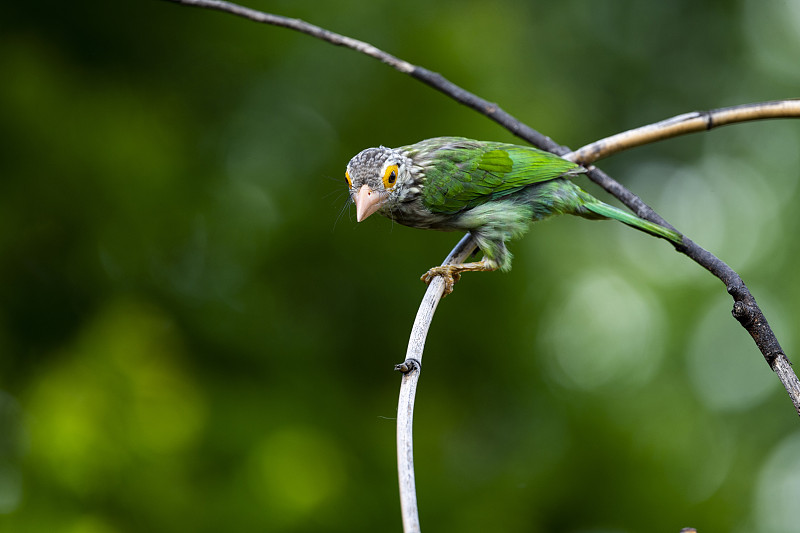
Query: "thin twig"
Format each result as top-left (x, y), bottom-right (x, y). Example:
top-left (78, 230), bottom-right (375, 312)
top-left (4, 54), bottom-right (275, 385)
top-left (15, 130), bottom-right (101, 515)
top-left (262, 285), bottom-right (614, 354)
top-left (569, 99), bottom-right (800, 165)
top-left (394, 234), bottom-right (476, 533)
top-left (162, 0), bottom-right (416, 72)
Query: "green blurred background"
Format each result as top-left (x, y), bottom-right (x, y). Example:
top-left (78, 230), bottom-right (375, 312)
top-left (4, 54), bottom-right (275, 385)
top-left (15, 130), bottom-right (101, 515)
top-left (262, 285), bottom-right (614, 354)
top-left (2, 1), bottom-right (800, 532)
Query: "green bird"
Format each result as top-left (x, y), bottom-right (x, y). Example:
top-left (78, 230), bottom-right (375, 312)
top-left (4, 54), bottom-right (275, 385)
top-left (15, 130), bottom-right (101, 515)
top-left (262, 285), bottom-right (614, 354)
top-left (345, 136), bottom-right (682, 295)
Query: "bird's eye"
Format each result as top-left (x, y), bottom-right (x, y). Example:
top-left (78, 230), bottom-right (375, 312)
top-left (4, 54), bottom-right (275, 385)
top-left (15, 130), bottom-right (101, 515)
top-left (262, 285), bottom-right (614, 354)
top-left (345, 170), bottom-right (353, 189)
top-left (383, 164), bottom-right (399, 189)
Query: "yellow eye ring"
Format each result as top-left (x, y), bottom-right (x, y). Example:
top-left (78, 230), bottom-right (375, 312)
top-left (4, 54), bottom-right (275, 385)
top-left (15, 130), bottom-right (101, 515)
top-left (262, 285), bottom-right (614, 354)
top-left (382, 164), bottom-right (399, 189)
top-left (345, 170), bottom-right (353, 189)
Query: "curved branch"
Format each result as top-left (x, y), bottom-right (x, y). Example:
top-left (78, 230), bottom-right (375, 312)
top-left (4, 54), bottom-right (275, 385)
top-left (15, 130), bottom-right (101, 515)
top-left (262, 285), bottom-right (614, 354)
top-left (161, 1), bottom-right (800, 531)
top-left (569, 99), bottom-right (800, 165)
top-left (394, 234), bottom-right (476, 533)
top-left (163, 0), bottom-right (416, 72)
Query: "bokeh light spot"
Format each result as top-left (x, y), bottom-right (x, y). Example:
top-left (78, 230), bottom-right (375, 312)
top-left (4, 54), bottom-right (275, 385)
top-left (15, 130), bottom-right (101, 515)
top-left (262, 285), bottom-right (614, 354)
top-left (754, 431), bottom-right (800, 533)
top-left (686, 294), bottom-right (776, 412)
top-left (538, 272), bottom-right (666, 390)
top-left (25, 298), bottom-right (205, 494)
top-left (248, 427), bottom-right (345, 520)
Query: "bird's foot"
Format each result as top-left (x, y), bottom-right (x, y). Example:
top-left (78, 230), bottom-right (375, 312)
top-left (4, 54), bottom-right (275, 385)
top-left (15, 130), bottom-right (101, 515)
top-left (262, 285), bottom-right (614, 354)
top-left (421, 266), bottom-right (462, 296)
top-left (421, 259), bottom-right (497, 297)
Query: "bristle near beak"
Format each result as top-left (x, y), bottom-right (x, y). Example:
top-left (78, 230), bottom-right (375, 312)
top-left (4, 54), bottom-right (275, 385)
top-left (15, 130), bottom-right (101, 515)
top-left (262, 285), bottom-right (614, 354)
top-left (354, 184), bottom-right (385, 222)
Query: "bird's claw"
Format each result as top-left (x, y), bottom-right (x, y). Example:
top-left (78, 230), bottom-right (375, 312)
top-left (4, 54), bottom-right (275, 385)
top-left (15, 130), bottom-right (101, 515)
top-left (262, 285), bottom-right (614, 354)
top-left (421, 266), bottom-right (462, 296)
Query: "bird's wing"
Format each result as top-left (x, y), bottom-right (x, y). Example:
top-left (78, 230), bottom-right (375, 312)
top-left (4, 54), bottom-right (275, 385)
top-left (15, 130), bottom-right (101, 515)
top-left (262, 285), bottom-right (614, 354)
top-left (413, 138), bottom-right (583, 215)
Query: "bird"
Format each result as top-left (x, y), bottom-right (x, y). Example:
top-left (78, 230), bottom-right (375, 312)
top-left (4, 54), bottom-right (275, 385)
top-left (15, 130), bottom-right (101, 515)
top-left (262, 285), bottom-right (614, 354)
top-left (344, 136), bottom-right (682, 295)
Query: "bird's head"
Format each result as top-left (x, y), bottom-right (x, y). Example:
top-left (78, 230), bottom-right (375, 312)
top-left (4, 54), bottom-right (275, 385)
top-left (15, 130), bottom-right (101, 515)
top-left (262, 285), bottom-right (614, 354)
top-left (345, 146), bottom-right (415, 222)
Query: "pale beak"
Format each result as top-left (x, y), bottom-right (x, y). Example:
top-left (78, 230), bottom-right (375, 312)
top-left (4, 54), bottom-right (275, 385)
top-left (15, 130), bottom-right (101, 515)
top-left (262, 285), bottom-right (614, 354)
top-left (354, 184), bottom-right (385, 222)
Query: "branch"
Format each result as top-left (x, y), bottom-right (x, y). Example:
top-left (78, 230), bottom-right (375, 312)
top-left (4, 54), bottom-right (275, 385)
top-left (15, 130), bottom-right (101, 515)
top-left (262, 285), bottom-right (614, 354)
top-left (163, 0), bottom-right (416, 71)
top-left (162, 1), bottom-right (800, 530)
top-left (569, 99), bottom-right (800, 165)
top-left (394, 234), bottom-right (476, 533)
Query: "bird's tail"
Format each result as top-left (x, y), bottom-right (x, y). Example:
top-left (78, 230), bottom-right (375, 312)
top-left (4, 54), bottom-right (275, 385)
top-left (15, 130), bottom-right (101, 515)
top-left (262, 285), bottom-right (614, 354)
top-left (582, 200), bottom-right (683, 245)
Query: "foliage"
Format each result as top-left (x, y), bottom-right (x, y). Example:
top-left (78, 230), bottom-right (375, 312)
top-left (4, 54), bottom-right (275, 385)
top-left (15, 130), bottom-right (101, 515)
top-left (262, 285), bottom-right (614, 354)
top-left (1, 0), bottom-right (799, 531)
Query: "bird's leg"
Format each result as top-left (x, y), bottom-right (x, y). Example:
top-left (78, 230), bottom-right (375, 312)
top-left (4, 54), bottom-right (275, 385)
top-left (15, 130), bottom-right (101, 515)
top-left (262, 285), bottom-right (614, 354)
top-left (421, 258), bottom-right (498, 296)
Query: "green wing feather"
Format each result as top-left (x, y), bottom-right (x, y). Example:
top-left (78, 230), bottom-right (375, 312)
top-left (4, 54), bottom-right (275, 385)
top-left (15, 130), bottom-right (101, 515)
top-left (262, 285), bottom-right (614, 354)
top-left (404, 137), bottom-right (582, 215)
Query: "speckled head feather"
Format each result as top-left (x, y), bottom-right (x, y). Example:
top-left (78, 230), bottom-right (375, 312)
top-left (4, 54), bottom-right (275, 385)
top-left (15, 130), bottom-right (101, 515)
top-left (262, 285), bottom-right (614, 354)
top-left (346, 147), bottom-right (393, 190)
top-left (345, 145), bottom-right (426, 222)
top-left (345, 147), bottom-right (419, 189)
